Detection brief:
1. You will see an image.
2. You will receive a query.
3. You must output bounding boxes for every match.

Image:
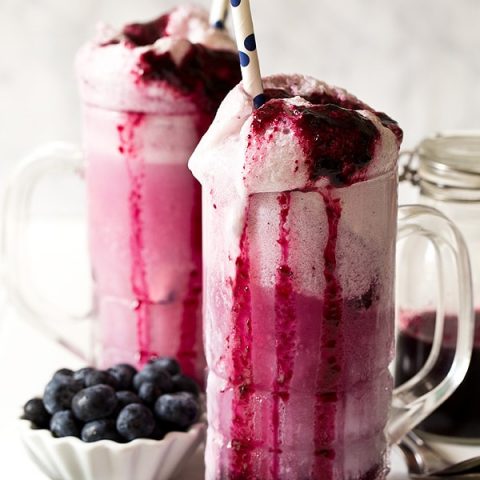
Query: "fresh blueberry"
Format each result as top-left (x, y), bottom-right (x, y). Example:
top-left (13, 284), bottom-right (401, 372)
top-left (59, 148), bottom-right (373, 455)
top-left (111, 390), bottom-right (142, 417)
top-left (116, 391), bottom-right (142, 410)
top-left (133, 364), bottom-right (173, 392)
top-left (154, 392), bottom-right (200, 431)
top-left (52, 368), bottom-right (74, 381)
top-left (132, 373), bottom-right (143, 391)
top-left (138, 382), bottom-right (162, 405)
top-left (50, 410), bottom-right (80, 438)
top-left (116, 404), bottom-right (155, 441)
top-left (171, 374), bottom-right (200, 397)
top-left (43, 377), bottom-right (83, 415)
top-left (22, 398), bottom-right (51, 429)
top-left (108, 364), bottom-right (137, 390)
top-left (84, 370), bottom-right (118, 389)
top-left (71, 385), bottom-right (118, 422)
top-left (81, 419), bottom-right (122, 442)
top-left (148, 357), bottom-right (181, 376)
top-left (73, 367), bottom-right (96, 385)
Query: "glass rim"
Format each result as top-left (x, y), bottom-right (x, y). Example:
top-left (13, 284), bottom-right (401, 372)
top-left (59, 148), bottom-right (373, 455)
top-left (80, 100), bottom-right (203, 117)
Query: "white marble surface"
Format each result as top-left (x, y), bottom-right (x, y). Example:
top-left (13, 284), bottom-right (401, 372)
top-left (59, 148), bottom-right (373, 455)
top-left (1, 0), bottom-right (480, 190)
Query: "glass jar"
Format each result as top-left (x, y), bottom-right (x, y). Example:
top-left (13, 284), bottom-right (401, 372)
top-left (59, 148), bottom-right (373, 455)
top-left (396, 132), bottom-right (480, 443)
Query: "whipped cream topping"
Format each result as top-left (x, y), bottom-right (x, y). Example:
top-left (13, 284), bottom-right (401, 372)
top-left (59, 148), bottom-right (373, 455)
top-left (76, 5), bottom-right (237, 113)
top-left (160, 4), bottom-right (235, 52)
top-left (189, 74), bottom-right (402, 194)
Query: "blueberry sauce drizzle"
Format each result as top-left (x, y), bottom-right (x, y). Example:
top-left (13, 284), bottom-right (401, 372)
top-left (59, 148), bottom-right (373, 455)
top-left (299, 105), bottom-right (380, 186)
top-left (264, 87), bottom-right (403, 145)
top-left (227, 87), bottom-right (395, 477)
top-left (229, 219), bottom-right (255, 479)
top-left (117, 113), bottom-right (151, 365)
top-left (313, 189), bottom-right (344, 477)
top-left (272, 192), bottom-right (296, 477)
top-left (122, 15), bottom-right (169, 46)
top-left (101, 13), bottom-right (169, 47)
top-left (100, 13), bottom-right (241, 118)
top-left (178, 180), bottom-right (202, 379)
top-left (137, 45), bottom-right (241, 117)
top-left (251, 96), bottom-right (381, 187)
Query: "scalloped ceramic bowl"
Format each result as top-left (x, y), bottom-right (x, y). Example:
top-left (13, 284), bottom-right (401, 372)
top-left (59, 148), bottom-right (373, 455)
top-left (19, 418), bottom-right (206, 480)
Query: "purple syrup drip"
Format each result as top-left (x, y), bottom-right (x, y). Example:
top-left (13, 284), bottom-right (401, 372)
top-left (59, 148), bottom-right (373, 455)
top-left (264, 87), bottom-right (367, 111)
top-left (100, 13), bottom-right (241, 122)
top-left (251, 97), bottom-right (380, 187)
top-left (275, 87), bottom-right (403, 144)
top-left (265, 87), bottom-right (403, 144)
top-left (229, 223), bottom-right (255, 479)
top-left (177, 180), bottom-right (202, 380)
top-left (117, 112), bottom-right (151, 365)
top-left (272, 192), bottom-right (296, 478)
top-left (375, 111), bottom-right (404, 143)
top-left (298, 105), bottom-right (379, 186)
top-left (122, 14), bottom-right (170, 46)
top-left (137, 44), bottom-right (241, 118)
top-left (101, 14), bottom-right (170, 47)
top-left (313, 190), bottom-right (344, 477)
top-left (229, 85), bottom-right (397, 478)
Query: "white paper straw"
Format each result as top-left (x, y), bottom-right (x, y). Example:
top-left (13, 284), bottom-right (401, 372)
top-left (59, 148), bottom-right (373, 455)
top-left (229, 0), bottom-right (265, 108)
top-left (210, 0), bottom-right (229, 29)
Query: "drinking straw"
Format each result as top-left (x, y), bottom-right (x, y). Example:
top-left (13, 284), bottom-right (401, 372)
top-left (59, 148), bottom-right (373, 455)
top-left (210, 0), bottom-right (229, 29)
top-left (229, 0), bottom-right (265, 109)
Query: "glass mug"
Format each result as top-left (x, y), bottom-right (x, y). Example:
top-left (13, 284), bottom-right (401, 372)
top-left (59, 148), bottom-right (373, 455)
top-left (1, 4), bottom-right (244, 381)
top-left (396, 133), bottom-right (480, 444)
top-left (2, 108), bottom-right (206, 382)
top-left (197, 167), bottom-right (474, 478)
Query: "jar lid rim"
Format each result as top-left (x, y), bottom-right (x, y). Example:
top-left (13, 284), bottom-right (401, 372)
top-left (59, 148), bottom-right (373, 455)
top-left (415, 132), bottom-right (480, 199)
top-left (419, 133), bottom-right (480, 174)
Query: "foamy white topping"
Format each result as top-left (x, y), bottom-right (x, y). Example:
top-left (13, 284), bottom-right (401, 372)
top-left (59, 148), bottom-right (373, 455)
top-left (76, 5), bottom-right (236, 113)
top-left (191, 74), bottom-right (401, 301)
top-left (189, 74), bottom-right (400, 194)
top-left (162, 4), bottom-right (235, 52)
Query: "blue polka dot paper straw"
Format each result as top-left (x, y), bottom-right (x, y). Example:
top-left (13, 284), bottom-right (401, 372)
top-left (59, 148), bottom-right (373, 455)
top-left (229, 0), bottom-right (265, 109)
top-left (210, 0), bottom-right (229, 29)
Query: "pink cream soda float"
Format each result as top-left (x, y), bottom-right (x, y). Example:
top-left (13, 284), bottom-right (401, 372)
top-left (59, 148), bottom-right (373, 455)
top-left (75, 6), bottom-right (241, 382)
top-left (189, 74), bottom-right (403, 479)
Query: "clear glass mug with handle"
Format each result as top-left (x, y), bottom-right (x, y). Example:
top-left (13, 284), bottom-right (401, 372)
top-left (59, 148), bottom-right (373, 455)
top-left (1, 106), bottom-right (207, 383)
top-left (189, 73), bottom-right (475, 479)
top-left (396, 133), bottom-right (480, 445)
top-left (0, 8), bottom-right (244, 381)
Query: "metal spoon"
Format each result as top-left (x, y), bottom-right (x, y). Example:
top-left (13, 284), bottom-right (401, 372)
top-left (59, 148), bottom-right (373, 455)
top-left (399, 431), bottom-right (480, 478)
top-left (399, 430), bottom-right (450, 475)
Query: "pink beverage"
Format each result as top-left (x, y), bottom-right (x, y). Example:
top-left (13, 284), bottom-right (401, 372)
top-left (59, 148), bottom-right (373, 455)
top-left (75, 6), bottom-right (240, 382)
top-left (190, 75), bottom-right (403, 479)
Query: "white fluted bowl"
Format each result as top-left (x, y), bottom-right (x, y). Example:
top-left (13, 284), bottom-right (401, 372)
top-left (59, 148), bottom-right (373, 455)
top-left (19, 419), bottom-right (206, 480)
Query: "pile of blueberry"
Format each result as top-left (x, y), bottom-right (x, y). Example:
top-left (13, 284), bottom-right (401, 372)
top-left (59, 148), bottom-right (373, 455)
top-left (22, 357), bottom-right (201, 443)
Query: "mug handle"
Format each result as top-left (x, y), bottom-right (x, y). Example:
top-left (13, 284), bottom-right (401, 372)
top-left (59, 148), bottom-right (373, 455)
top-left (1, 142), bottom-right (92, 361)
top-left (387, 204), bottom-right (474, 444)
